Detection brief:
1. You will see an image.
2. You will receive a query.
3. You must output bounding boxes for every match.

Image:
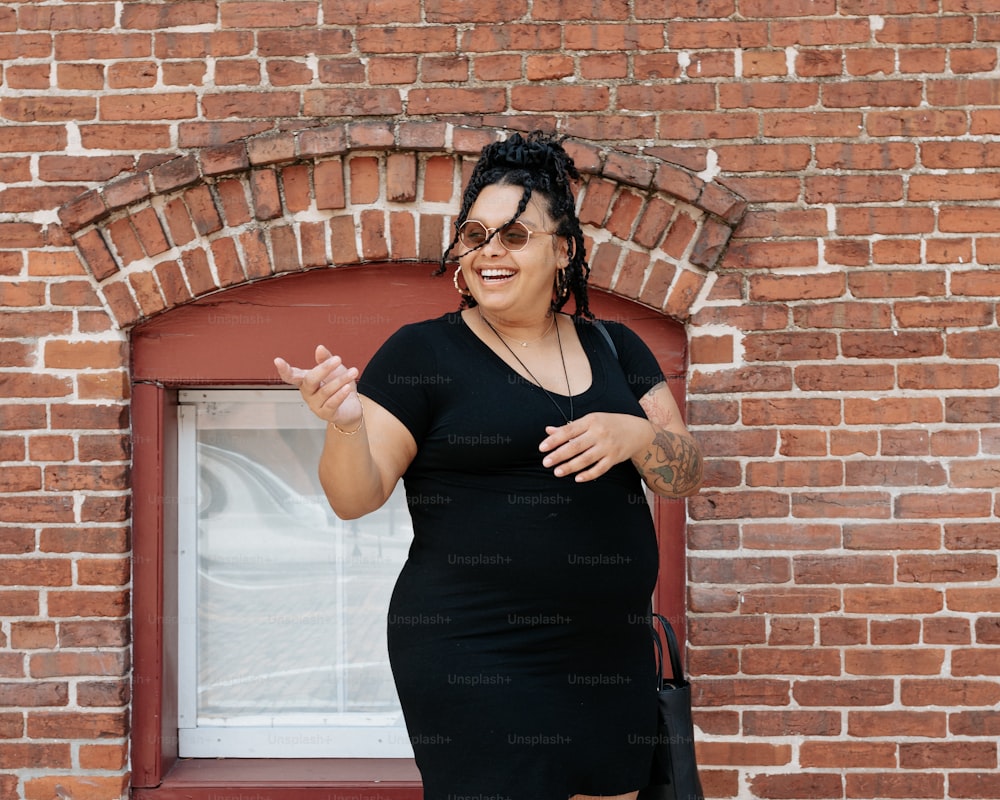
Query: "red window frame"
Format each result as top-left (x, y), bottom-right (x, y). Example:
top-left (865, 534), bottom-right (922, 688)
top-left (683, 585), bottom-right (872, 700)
top-left (130, 263), bottom-right (689, 797)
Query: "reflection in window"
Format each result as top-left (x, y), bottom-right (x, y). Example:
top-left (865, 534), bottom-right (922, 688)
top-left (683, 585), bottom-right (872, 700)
top-left (177, 391), bottom-right (413, 758)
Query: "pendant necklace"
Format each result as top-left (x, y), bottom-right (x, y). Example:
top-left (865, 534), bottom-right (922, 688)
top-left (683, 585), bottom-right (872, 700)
top-left (490, 314), bottom-right (556, 347)
top-left (479, 309), bottom-right (574, 423)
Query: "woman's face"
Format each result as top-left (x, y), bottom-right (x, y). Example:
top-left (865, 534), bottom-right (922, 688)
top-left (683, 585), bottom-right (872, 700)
top-left (457, 183), bottom-right (568, 322)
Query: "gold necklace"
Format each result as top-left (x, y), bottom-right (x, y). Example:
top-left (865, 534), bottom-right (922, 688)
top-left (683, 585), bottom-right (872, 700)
top-left (479, 310), bottom-right (574, 422)
top-left (480, 311), bottom-right (555, 347)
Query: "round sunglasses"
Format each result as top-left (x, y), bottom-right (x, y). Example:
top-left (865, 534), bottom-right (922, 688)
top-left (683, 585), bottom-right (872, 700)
top-left (458, 220), bottom-right (556, 252)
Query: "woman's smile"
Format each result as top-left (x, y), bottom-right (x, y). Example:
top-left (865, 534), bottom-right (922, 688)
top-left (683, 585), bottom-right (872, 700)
top-left (477, 266), bottom-right (517, 284)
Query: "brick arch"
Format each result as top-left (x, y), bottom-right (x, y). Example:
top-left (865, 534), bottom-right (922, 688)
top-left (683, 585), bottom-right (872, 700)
top-left (58, 122), bottom-right (747, 329)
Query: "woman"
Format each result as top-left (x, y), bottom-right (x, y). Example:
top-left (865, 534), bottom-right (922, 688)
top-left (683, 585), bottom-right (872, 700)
top-left (275, 132), bottom-right (703, 800)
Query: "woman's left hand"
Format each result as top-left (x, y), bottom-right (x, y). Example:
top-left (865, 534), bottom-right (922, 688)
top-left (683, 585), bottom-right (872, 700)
top-left (539, 413), bottom-right (653, 482)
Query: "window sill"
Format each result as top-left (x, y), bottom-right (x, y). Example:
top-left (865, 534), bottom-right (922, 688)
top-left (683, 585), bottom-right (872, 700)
top-left (131, 758), bottom-right (422, 800)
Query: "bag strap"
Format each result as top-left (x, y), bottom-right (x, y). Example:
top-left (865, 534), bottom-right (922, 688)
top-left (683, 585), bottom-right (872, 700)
top-left (591, 319), bottom-right (619, 360)
top-left (652, 613), bottom-right (685, 685)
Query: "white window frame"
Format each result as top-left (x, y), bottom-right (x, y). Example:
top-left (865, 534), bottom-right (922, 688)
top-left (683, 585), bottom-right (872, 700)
top-left (176, 389), bottom-right (413, 758)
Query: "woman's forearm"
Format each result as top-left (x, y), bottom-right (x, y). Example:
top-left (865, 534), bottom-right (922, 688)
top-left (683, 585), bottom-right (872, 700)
top-left (317, 422), bottom-right (391, 520)
top-left (632, 425), bottom-right (704, 498)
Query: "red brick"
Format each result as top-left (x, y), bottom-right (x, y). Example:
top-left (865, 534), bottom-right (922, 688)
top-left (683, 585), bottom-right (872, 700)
top-left (845, 585), bottom-right (946, 618)
top-left (899, 363), bottom-right (998, 390)
top-left (952, 268), bottom-right (1000, 296)
top-left (368, 56), bottom-right (418, 85)
top-left (46, 588), bottom-right (129, 619)
top-left (873, 237), bottom-right (921, 264)
top-left (360, 209), bottom-right (389, 261)
top-left (842, 328), bottom-right (944, 358)
top-left (846, 699), bottom-right (937, 746)
top-left (692, 678), bottom-right (791, 707)
top-left (267, 59), bottom-right (313, 86)
top-left (215, 177), bottom-right (252, 228)
top-left (28, 711), bottom-right (126, 739)
top-left (386, 153), bottom-right (417, 203)
top-left (315, 159), bottom-right (346, 210)
top-left (388, 212), bottom-right (416, 261)
top-left (744, 710), bottom-right (840, 737)
top-left (0, 373), bottom-right (72, 400)
top-left (0, 559), bottom-right (70, 587)
top-left (10, 622), bottom-right (56, 650)
top-left (210, 237), bottom-right (247, 287)
top-left (356, 25), bottom-right (456, 55)
top-left (347, 157), bottom-right (380, 205)
top-left (219, 1), bottom-right (317, 28)
top-left (897, 490), bottom-right (993, 520)
top-left (422, 156), bottom-right (456, 204)
top-left (43, 464), bottom-right (126, 493)
top-left (174, 253), bottom-right (210, 303)
top-left (57, 620), bottom-right (128, 649)
top-left (269, 226), bottom-right (300, 274)
top-left (160, 197), bottom-right (195, 246)
top-left (237, 229), bottom-right (273, 279)
top-left (79, 743), bottom-right (128, 770)
top-left (280, 164), bottom-right (311, 213)
top-left (800, 741), bottom-right (897, 768)
top-left (793, 679), bottom-right (894, 707)
top-left (0, 742), bottom-right (70, 769)
top-left (847, 648), bottom-right (945, 676)
top-left (0, 496), bottom-right (74, 523)
top-left (952, 644), bottom-right (1000, 676)
top-left (25, 775), bottom-right (130, 800)
top-left (744, 647), bottom-right (841, 676)
top-left (329, 215), bottom-right (360, 265)
top-left (303, 87), bottom-right (403, 116)
top-left (197, 142), bottom-right (249, 178)
top-left (43, 340), bottom-right (126, 370)
top-left (949, 772), bottom-right (1000, 800)
top-left (100, 280), bottom-right (141, 327)
top-left (902, 740), bottom-right (996, 769)
top-left (946, 523), bottom-right (1000, 550)
top-left (183, 184), bottom-right (223, 235)
top-left (324, 0), bottom-right (420, 23)
top-left (820, 617), bottom-right (867, 646)
top-left (98, 91), bottom-right (196, 121)
top-left (77, 678), bottom-right (129, 707)
top-left (951, 710), bottom-right (1000, 737)
top-left (849, 772), bottom-right (945, 799)
top-left (0, 590), bottom-right (39, 617)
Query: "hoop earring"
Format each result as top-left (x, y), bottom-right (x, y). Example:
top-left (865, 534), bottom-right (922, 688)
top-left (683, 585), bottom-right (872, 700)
top-left (554, 268), bottom-right (570, 304)
top-left (453, 265), bottom-right (472, 297)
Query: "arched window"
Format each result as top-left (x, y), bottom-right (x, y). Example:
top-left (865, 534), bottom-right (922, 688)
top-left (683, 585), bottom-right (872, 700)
top-left (130, 262), bottom-right (691, 795)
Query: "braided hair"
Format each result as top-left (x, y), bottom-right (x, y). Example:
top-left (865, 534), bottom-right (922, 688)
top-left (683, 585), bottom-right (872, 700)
top-left (436, 131), bottom-right (593, 319)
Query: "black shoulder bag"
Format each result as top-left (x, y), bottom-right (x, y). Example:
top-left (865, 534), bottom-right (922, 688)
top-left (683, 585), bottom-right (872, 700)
top-left (637, 613), bottom-right (705, 800)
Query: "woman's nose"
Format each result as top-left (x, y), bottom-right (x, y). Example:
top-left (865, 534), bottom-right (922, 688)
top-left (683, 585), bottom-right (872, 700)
top-left (481, 230), bottom-right (508, 255)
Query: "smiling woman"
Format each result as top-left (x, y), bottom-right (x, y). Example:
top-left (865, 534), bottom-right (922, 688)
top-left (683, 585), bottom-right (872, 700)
top-left (274, 132), bottom-right (703, 800)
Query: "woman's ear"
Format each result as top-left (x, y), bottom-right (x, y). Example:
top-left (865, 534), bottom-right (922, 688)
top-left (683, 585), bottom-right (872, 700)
top-left (556, 235), bottom-right (571, 269)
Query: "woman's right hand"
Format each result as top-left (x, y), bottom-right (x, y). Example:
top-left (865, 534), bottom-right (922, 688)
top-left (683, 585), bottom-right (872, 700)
top-left (274, 345), bottom-right (364, 430)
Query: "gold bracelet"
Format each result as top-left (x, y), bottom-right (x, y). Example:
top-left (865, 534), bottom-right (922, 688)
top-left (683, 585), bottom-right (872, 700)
top-left (330, 411), bottom-right (364, 436)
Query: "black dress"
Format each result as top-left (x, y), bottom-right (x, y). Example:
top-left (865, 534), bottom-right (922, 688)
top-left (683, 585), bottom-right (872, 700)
top-left (358, 312), bottom-right (664, 799)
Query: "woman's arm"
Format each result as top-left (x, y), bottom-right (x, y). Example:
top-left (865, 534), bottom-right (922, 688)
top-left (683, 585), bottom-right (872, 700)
top-left (634, 381), bottom-right (703, 498)
top-left (538, 380), bottom-right (703, 499)
top-left (275, 346), bottom-right (417, 520)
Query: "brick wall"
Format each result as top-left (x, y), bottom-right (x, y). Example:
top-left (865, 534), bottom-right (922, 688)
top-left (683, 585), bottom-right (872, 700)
top-left (1, 2), bottom-right (999, 799)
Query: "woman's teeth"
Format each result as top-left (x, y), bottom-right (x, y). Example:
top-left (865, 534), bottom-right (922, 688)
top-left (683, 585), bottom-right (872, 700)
top-left (480, 269), bottom-right (515, 282)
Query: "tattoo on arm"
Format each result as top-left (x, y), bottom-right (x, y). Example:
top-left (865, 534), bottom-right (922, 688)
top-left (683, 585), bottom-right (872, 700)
top-left (641, 429), bottom-right (703, 497)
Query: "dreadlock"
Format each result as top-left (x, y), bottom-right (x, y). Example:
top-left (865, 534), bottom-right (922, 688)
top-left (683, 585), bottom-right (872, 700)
top-left (435, 130), bottom-right (593, 319)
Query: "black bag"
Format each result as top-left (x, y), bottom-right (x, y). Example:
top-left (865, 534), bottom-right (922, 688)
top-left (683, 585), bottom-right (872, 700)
top-left (637, 614), bottom-right (705, 800)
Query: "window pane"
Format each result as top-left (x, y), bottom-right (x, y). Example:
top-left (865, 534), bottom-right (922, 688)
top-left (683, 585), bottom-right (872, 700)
top-left (179, 391), bottom-right (413, 756)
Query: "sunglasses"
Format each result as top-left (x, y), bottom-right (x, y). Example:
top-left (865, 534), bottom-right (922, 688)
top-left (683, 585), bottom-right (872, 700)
top-left (457, 220), bottom-right (556, 252)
